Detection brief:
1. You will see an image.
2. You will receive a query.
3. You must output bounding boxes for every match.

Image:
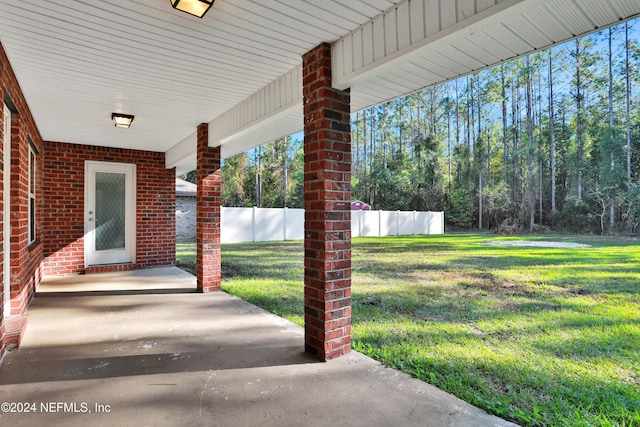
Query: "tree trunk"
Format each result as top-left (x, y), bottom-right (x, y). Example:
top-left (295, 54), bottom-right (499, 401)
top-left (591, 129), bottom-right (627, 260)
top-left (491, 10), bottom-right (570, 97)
top-left (398, 99), bottom-right (403, 155)
top-left (447, 98), bottom-right (452, 194)
top-left (455, 80), bottom-right (461, 187)
top-left (370, 110), bottom-right (375, 204)
top-left (455, 79), bottom-right (460, 149)
top-left (362, 110), bottom-right (367, 173)
top-left (382, 103), bottom-right (388, 169)
top-left (540, 156), bottom-right (543, 225)
top-left (479, 169), bottom-right (483, 229)
top-left (466, 76), bottom-right (472, 187)
top-left (525, 56), bottom-right (535, 231)
top-left (536, 59), bottom-right (544, 225)
top-left (501, 64), bottom-right (509, 188)
top-left (255, 146), bottom-right (261, 207)
top-left (576, 39), bottom-right (583, 202)
top-left (477, 74), bottom-right (489, 182)
top-left (608, 28), bottom-right (615, 230)
top-left (512, 76), bottom-right (520, 204)
top-left (626, 22), bottom-right (632, 198)
top-left (355, 112), bottom-right (359, 182)
top-left (549, 52), bottom-right (557, 214)
top-left (283, 139), bottom-right (288, 206)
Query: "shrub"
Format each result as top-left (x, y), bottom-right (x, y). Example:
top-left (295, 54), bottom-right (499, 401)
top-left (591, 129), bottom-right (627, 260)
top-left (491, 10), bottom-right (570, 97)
top-left (552, 196), bottom-right (598, 233)
top-left (447, 188), bottom-right (474, 229)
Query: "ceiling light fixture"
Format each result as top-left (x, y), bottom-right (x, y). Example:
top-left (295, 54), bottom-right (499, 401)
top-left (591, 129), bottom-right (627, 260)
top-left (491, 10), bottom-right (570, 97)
top-left (111, 113), bottom-right (134, 129)
top-left (170, 0), bottom-right (214, 18)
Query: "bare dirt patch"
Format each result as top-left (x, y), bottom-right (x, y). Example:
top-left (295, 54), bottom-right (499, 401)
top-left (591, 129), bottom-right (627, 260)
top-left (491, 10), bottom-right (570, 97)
top-left (486, 240), bottom-right (591, 249)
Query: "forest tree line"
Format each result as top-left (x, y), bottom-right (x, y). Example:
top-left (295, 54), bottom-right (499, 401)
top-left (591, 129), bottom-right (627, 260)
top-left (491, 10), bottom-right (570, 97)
top-left (183, 18), bottom-right (640, 234)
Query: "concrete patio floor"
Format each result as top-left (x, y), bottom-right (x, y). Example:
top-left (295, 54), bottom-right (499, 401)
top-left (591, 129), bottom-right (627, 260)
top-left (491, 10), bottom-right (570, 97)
top-left (0, 267), bottom-right (517, 427)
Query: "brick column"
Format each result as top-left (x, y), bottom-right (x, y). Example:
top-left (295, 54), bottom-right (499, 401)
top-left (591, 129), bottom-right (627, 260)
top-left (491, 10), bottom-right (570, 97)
top-left (0, 104), bottom-right (4, 358)
top-left (302, 43), bottom-right (352, 361)
top-left (196, 123), bottom-right (221, 292)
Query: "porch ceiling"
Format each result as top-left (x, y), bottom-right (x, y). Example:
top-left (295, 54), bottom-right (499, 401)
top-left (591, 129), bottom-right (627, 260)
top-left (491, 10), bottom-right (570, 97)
top-left (1, 0), bottom-right (639, 174)
top-left (0, 0), bottom-right (399, 153)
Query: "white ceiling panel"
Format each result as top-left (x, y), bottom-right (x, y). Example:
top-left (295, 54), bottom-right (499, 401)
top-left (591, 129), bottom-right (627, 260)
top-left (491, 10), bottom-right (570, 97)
top-left (611, 0), bottom-right (640, 18)
top-left (578, 0), bottom-right (622, 28)
top-left (452, 39), bottom-right (503, 67)
top-left (485, 24), bottom-right (535, 54)
top-left (506, 15), bottom-right (556, 49)
top-left (544, 0), bottom-right (597, 36)
top-left (523, 6), bottom-right (574, 44)
top-left (0, 0), bottom-right (400, 153)
top-left (466, 34), bottom-right (513, 63)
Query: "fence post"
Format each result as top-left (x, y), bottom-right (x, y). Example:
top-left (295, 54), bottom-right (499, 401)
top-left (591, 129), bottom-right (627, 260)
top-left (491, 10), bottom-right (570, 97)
top-left (396, 210), bottom-right (400, 236)
top-left (413, 210), bottom-right (417, 235)
top-left (252, 206), bottom-right (257, 242)
top-left (220, 207), bottom-right (225, 243)
top-left (353, 210), bottom-right (357, 237)
top-left (352, 209), bottom-right (359, 238)
top-left (283, 207), bottom-right (288, 240)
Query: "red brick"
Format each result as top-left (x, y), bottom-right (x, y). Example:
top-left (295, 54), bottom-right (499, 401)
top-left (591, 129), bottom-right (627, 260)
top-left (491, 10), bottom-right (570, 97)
top-left (196, 123), bottom-right (221, 293)
top-left (302, 43), bottom-right (352, 361)
top-left (42, 141), bottom-right (176, 276)
top-left (0, 41), bottom-right (45, 357)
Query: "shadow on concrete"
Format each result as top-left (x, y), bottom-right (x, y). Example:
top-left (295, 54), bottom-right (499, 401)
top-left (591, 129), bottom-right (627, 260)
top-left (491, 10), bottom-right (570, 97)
top-left (0, 345), bottom-right (316, 385)
top-left (36, 288), bottom-right (198, 297)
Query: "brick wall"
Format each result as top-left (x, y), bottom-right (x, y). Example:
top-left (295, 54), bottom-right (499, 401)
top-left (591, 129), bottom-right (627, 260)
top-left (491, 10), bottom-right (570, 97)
top-left (43, 141), bottom-right (176, 275)
top-left (302, 43), bottom-right (352, 360)
top-left (0, 41), bottom-right (45, 355)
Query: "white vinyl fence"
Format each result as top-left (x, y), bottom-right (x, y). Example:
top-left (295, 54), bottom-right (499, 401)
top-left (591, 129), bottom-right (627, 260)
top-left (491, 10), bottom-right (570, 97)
top-left (350, 210), bottom-right (444, 238)
top-left (221, 207), bottom-right (444, 244)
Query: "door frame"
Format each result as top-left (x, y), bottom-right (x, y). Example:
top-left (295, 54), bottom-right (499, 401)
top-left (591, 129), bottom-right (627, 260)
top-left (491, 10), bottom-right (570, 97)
top-left (84, 161), bottom-right (136, 267)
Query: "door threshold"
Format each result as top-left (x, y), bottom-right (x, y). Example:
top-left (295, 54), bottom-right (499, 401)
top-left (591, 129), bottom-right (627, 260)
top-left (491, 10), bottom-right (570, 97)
top-left (84, 263), bottom-right (136, 275)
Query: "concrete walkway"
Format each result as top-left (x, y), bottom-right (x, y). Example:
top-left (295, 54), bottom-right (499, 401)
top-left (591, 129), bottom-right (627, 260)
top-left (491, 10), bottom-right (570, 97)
top-left (0, 267), bottom-right (517, 427)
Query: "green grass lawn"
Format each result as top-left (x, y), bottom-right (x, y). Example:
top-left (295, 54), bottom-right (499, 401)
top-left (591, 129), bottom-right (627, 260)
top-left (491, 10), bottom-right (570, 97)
top-left (176, 234), bottom-right (640, 427)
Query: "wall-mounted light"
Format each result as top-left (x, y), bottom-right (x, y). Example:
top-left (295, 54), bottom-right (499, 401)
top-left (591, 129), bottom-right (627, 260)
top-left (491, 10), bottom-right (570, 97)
top-left (111, 113), bottom-right (134, 129)
top-left (170, 0), bottom-right (214, 18)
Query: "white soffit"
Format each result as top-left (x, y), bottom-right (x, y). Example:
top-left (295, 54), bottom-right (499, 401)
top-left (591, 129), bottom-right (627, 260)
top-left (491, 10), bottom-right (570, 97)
top-left (335, 0), bottom-right (640, 112)
top-left (210, 65), bottom-right (303, 149)
top-left (165, 131), bottom-right (196, 176)
top-left (206, 0), bottom-right (640, 171)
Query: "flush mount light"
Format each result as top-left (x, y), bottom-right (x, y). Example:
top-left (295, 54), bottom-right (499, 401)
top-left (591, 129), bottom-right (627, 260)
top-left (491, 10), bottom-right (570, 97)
top-left (111, 113), bottom-right (134, 129)
top-left (170, 0), bottom-right (214, 18)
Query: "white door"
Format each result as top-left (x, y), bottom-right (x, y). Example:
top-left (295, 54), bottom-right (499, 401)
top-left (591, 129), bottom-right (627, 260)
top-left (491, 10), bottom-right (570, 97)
top-left (3, 105), bottom-right (10, 316)
top-left (85, 161), bottom-right (136, 266)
